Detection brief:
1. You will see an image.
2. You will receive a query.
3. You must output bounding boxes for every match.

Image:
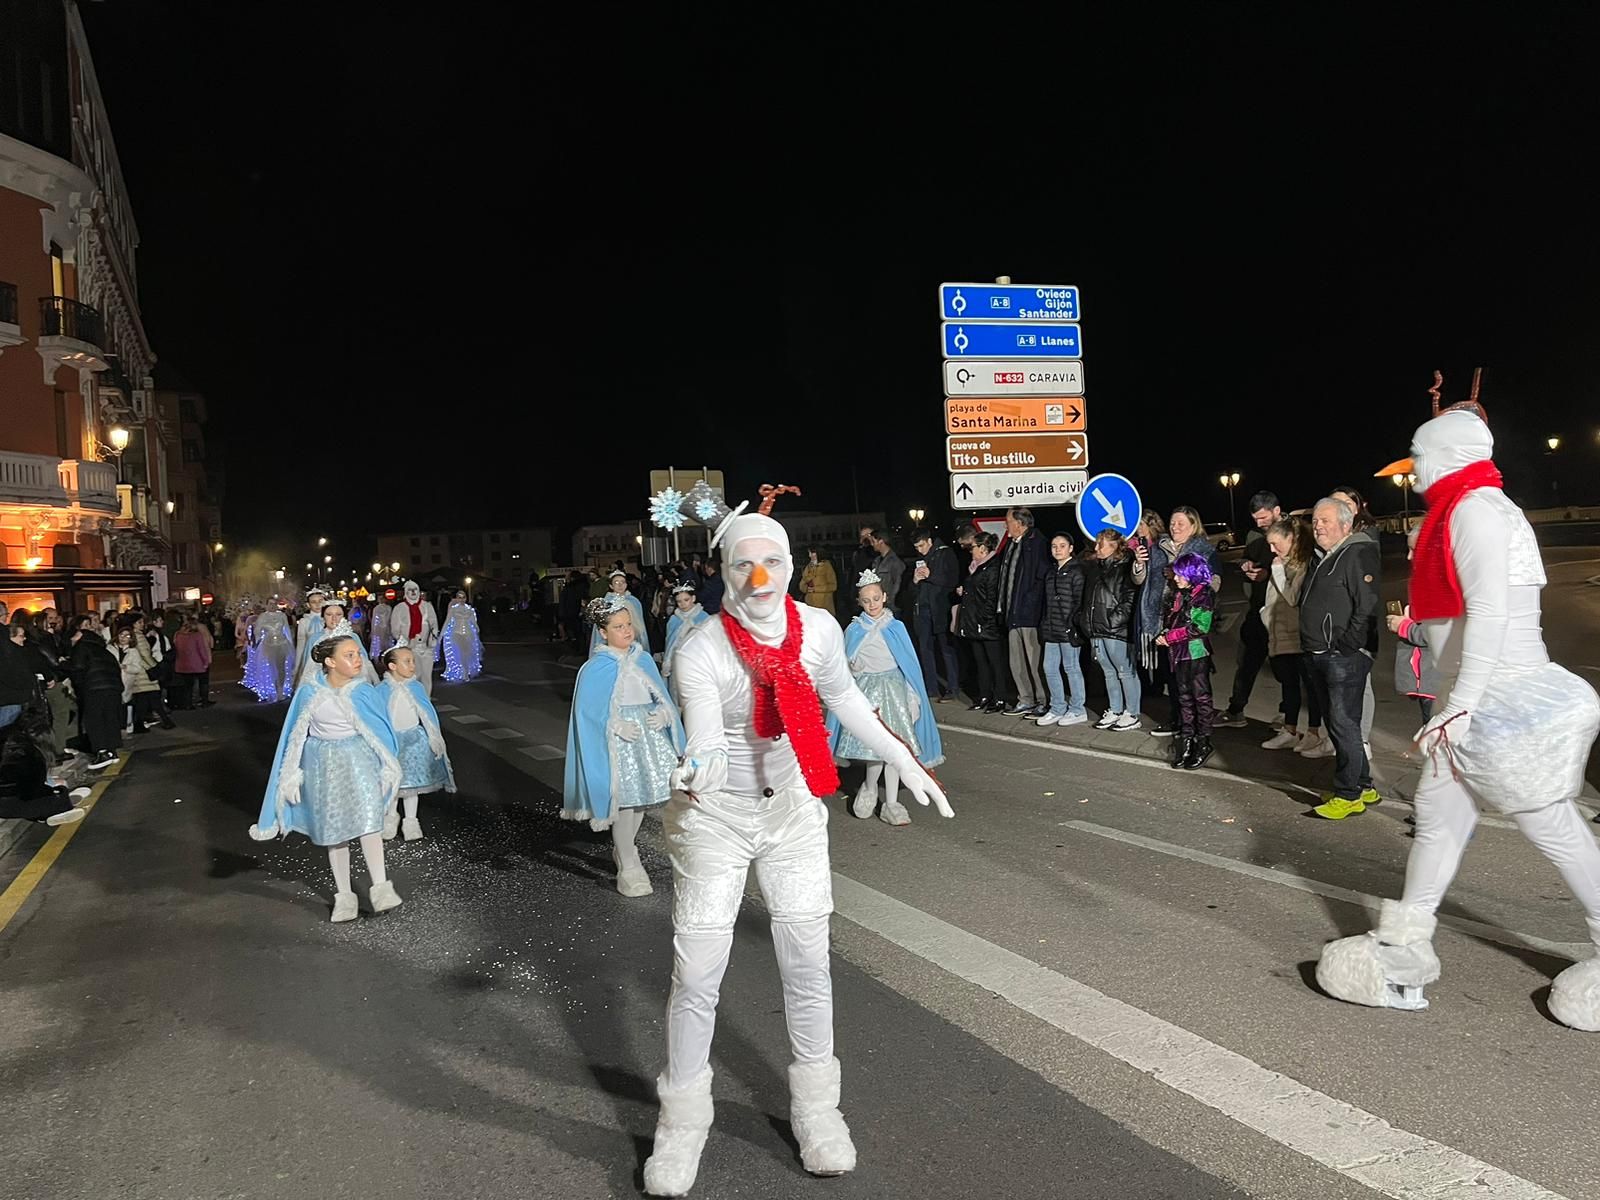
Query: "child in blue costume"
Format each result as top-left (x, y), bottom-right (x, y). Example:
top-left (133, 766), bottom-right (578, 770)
top-left (828, 569), bottom-right (944, 826)
top-left (249, 634), bottom-right (403, 923)
top-left (295, 600), bottom-right (379, 691)
top-left (565, 594), bottom-right (684, 897)
top-left (589, 570), bottom-right (650, 657)
top-left (379, 644), bottom-right (457, 842)
top-left (659, 581), bottom-right (710, 680)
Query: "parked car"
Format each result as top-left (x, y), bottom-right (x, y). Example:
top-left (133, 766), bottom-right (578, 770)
top-left (1204, 522), bottom-right (1237, 549)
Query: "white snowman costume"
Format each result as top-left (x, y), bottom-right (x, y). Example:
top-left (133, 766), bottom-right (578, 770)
top-left (1316, 409), bottom-right (1600, 1029)
top-left (641, 505), bottom-right (954, 1197)
top-left (389, 581), bottom-right (441, 695)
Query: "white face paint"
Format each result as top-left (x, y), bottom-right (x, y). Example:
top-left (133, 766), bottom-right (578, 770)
top-left (726, 536), bottom-right (790, 623)
top-left (404, 583), bottom-right (421, 604)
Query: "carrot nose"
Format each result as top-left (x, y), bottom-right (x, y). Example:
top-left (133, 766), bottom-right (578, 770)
top-left (750, 564), bottom-right (770, 588)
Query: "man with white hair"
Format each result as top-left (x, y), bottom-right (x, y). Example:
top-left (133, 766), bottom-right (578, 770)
top-left (389, 581), bottom-right (440, 694)
top-left (642, 490), bottom-right (953, 1197)
top-left (1317, 407), bottom-right (1600, 1028)
top-left (1298, 496), bottom-right (1382, 819)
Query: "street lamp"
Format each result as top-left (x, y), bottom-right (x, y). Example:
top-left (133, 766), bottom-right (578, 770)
top-left (1547, 436), bottom-right (1562, 452)
top-left (908, 507), bottom-right (925, 524)
top-left (214, 542), bottom-right (224, 553)
top-left (323, 555), bottom-right (332, 564)
top-left (163, 499), bottom-right (175, 515)
top-left (1391, 472), bottom-right (1417, 529)
top-left (1219, 472), bottom-right (1241, 529)
top-left (390, 561), bottom-right (401, 572)
top-left (108, 425), bottom-right (130, 453)
top-left (317, 536), bottom-right (328, 547)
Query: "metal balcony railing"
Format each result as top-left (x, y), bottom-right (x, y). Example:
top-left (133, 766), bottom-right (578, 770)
top-left (38, 295), bottom-right (104, 347)
top-left (0, 281), bottom-right (18, 326)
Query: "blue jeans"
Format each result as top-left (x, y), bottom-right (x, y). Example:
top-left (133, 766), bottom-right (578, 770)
top-left (1093, 638), bottom-right (1141, 715)
top-left (1306, 651), bottom-right (1373, 799)
top-left (1043, 641), bottom-right (1086, 717)
top-left (0, 704), bottom-right (21, 731)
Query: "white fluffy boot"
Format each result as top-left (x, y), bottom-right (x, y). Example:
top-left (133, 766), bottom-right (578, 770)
top-left (878, 766), bottom-right (910, 827)
top-left (642, 1067), bottom-right (714, 1197)
top-left (613, 809), bottom-right (652, 897)
top-left (787, 1057), bottom-right (856, 1176)
top-left (1316, 899), bottom-right (1440, 1011)
top-left (1549, 918), bottom-right (1600, 1031)
top-left (852, 765), bottom-right (880, 819)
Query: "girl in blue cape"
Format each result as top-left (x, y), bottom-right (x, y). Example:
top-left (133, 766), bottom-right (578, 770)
top-left (589, 570), bottom-right (650, 657)
top-left (249, 634), bottom-right (404, 923)
top-left (659, 581), bottom-right (710, 680)
top-left (564, 594), bottom-right (684, 897)
top-left (295, 600), bottom-right (379, 690)
top-left (379, 644), bottom-right (457, 842)
top-left (828, 569), bottom-right (944, 826)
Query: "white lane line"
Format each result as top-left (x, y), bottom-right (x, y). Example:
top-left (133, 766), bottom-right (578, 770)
top-left (483, 728), bottom-right (524, 741)
top-left (434, 703), bottom-right (461, 713)
top-left (450, 714), bottom-right (489, 726)
top-left (1060, 820), bottom-right (1590, 961)
top-left (831, 873), bottom-right (1572, 1200)
top-left (519, 744), bottom-right (565, 761)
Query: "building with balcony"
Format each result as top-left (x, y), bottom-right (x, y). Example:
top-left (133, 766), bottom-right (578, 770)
top-left (152, 366), bottom-right (223, 603)
top-left (0, 0), bottom-right (168, 615)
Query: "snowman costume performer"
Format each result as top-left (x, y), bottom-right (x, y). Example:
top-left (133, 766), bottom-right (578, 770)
top-left (390, 581), bottom-right (441, 695)
top-left (1316, 407), bottom-right (1600, 1029)
top-left (441, 594), bottom-right (484, 682)
top-left (638, 485), bottom-right (954, 1197)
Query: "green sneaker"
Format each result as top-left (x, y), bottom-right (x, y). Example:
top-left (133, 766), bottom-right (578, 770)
top-left (1313, 796), bottom-right (1367, 820)
top-left (1358, 787), bottom-right (1382, 806)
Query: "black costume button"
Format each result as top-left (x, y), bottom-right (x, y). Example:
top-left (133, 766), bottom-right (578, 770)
top-left (762, 787), bottom-right (774, 798)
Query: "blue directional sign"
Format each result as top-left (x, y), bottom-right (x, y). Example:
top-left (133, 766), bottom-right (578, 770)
top-left (942, 322), bottom-right (1083, 358)
top-left (940, 283), bottom-right (1079, 322)
top-left (1076, 472), bottom-right (1142, 541)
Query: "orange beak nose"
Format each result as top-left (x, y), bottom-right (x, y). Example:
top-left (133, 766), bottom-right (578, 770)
top-left (749, 564), bottom-right (770, 588)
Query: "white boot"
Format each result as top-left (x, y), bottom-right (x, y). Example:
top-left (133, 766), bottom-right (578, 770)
top-left (851, 779), bottom-right (877, 819)
top-left (382, 806), bottom-right (400, 841)
top-left (1316, 899), bottom-right (1439, 1010)
top-left (369, 880), bottom-right (403, 914)
top-left (1550, 958), bottom-right (1600, 1031)
top-left (401, 817), bottom-right (423, 842)
top-left (787, 1057), bottom-right (856, 1176)
top-left (330, 891), bottom-right (359, 923)
top-left (879, 798), bottom-right (911, 827)
top-left (643, 1068), bottom-right (714, 1197)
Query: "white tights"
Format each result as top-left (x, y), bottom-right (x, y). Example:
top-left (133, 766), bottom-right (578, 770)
top-left (665, 916), bottom-right (834, 1089)
top-left (1400, 775), bottom-right (1600, 946)
top-left (864, 762), bottom-right (899, 804)
top-left (328, 834), bottom-right (387, 895)
top-left (611, 807), bottom-right (644, 870)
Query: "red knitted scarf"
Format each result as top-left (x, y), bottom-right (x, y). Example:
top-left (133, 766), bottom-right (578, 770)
top-left (1409, 459), bottom-right (1503, 621)
top-left (719, 598), bottom-right (840, 797)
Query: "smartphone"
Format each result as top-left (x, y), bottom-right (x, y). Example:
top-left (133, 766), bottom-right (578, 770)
top-left (1386, 601), bottom-right (1404, 617)
top-left (915, 560), bottom-right (926, 570)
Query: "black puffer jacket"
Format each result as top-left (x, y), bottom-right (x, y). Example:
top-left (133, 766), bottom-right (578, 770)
top-left (1040, 558), bottom-right (1086, 645)
top-left (68, 634), bottom-right (124, 696)
top-left (1083, 554), bottom-right (1135, 640)
top-left (957, 554), bottom-right (1002, 641)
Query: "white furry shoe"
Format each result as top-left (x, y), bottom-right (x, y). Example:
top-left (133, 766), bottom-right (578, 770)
top-left (643, 1068), bottom-right (714, 1197)
top-left (617, 864), bottom-right (653, 897)
top-left (402, 817), bottom-right (423, 841)
top-left (879, 798), bottom-right (911, 827)
top-left (851, 780), bottom-right (877, 819)
top-left (1549, 957), bottom-right (1600, 1031)
top-left (788, 1057), bottom-right (856, 1176)
top-left (1316, 899), bottom-right (1439, 1010)
top-left (330, 891), bottom-right (359, 923)
top-left (369, 880), bottom-right (403, 914)
top-left (382, 807), bottom-right (400, 841)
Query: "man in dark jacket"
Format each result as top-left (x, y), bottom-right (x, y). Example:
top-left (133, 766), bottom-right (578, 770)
top-left (698, 560), bottom-right (725, 614)
top-left (868, 529), bottom-right (906, 612)
top-left (1300, 497), bottom-right (1382, 817)
top-left (0, 620), bottom-right (38, 733)
top-left (1216, 491), bottom-right (1282, 728)
top-left (67, 618), bottom-right (124, 769)
top-left (998, 507), bottom-right (1050, 715)
top-left (909, 529), bottom-right (960, 701)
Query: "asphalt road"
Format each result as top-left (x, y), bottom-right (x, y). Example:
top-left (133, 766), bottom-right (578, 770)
top-left (3, 623), bottom-right (1599, 1199)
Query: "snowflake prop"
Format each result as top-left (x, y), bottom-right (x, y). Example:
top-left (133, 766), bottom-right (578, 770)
top-left (686, 479), bottom-right (731, 526)
top-left (649, 487), bottom-right (689, 531)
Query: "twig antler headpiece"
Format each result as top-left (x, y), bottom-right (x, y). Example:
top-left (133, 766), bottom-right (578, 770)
top-left (757, 484), bottom-right (802, 515)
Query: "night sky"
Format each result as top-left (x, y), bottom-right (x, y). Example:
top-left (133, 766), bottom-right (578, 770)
top-left (78, 4), bottom-right (1598, 560)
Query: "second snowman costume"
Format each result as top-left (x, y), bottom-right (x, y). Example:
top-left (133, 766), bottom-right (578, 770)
top-left (640, 492), bottom-right (954, 1197)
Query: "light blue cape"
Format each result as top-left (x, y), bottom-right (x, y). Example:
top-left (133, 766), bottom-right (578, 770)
top-left (563, 642), bottom-right (683, 824)
top-left (826, 611), bottom-right (944, 768)
top-left (249, 674), bottom-right (399, 841)
top-left (588, 593), bottom-right (650, 656)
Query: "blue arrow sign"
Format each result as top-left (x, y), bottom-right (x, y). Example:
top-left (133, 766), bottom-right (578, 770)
top-left (940, 283), bottom-right (1080, 322)
top-left (942, 322), bottom-right (1083, 358)
top-left (1076, 472), bottom-right (1142, 541)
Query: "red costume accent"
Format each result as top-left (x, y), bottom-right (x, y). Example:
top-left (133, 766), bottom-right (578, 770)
top-left (406, 600), bottom-right (423, 638)
top-left (1409, 460), bottom-right (1503, 621)
top-left (718, 597), bottom-right (840, 797)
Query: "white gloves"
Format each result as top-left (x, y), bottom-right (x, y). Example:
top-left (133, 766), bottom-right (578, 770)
top-left (896, 755), bottom-right (955, 818)
top-left (645, 706), bottom-right (672, 732)
top-left (1414, 708), bottom-right (1471, 758)
top-left (608, 717), bottom-right (642, 743)
top-left (670, 750), bottom-right (728, 797)
top-left (278, 767), bottom-right (304, 807)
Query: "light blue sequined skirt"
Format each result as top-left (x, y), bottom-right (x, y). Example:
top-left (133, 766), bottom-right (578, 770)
top-left (834, 670), bottom-right (921, 762)
top-left (396, 724), bottom-right (448, 794)
top-left (613, 702), bottom-right (676, 811)
top-left (299, 734), bottom-right (389, 845)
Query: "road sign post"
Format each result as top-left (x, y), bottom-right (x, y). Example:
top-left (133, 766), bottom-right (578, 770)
top-left (951, 470), bottom-right (1088, 510)
top-left (945, 396), bottom-right (1086, 433)
top-left (1075, 472), bottom-right (1142, 541)
top-left (942, 322), bottom-right (1083, 359)
top-left (946, 432), bottom-right (1088, 472)
top-left (944, 359), bottom-right (1085, 397)
top-left (940, 283), bottom-right (1080, 322)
